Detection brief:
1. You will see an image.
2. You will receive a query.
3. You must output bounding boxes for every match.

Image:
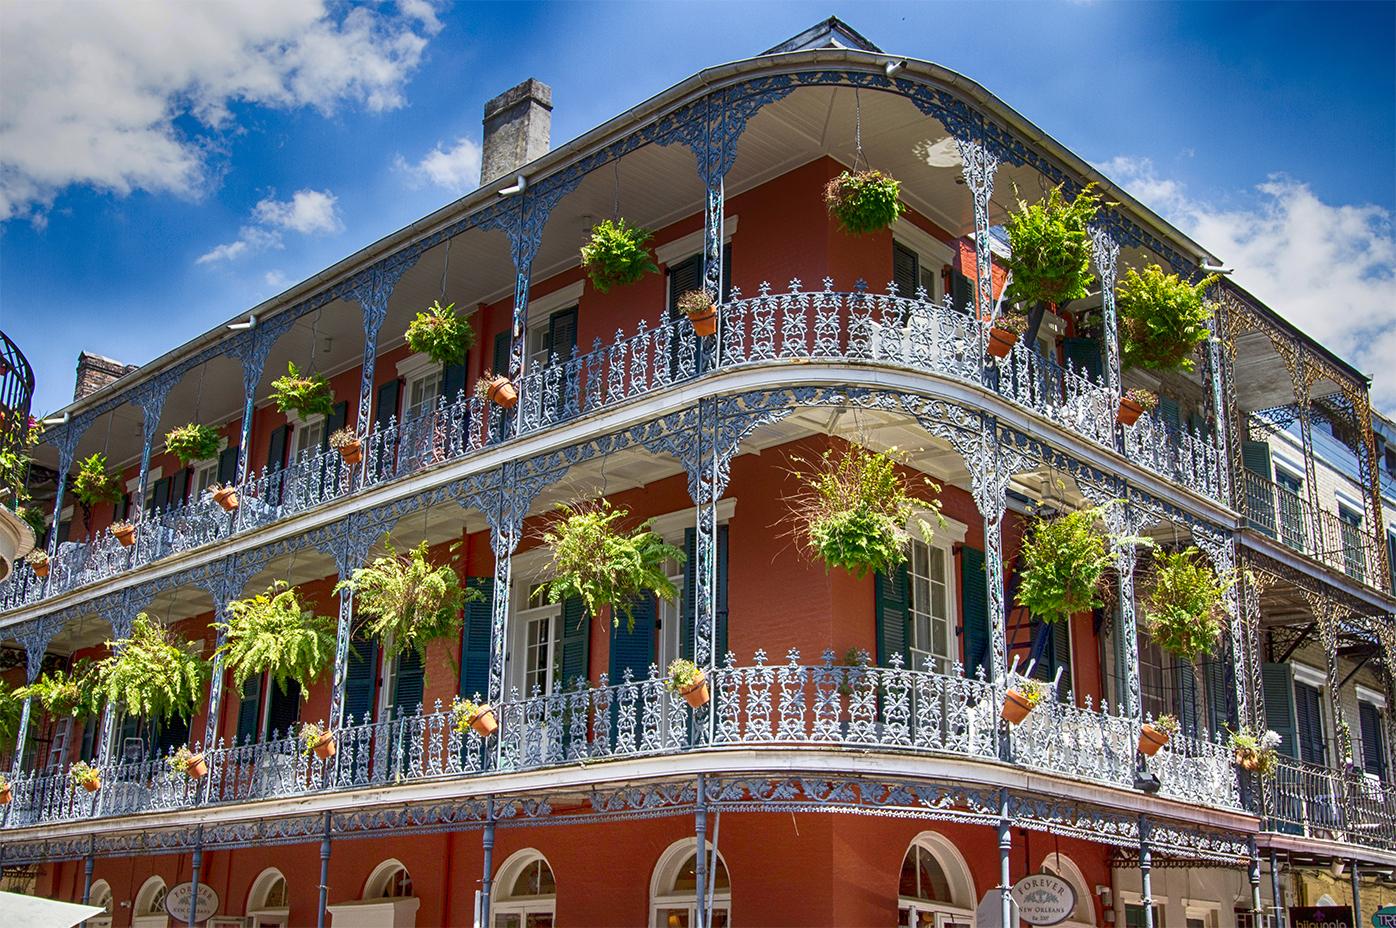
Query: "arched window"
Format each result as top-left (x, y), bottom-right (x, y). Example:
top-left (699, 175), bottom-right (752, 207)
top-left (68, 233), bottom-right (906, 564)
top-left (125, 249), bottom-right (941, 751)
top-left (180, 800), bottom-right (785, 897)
top-left (248, 868), bottom-right (291, 928)
top-left (650, 838), bottom-right (731, 928)
top-left (1038, 853), bottom-right (1096, 927)
top-left (132, 876), bottom-right (168, 928)
top-left (897, 833), bottom-right (974, 928)
top-left (492, 850), bottom-right (556, 927)
top-left (365, 860), bottom-right (414, 900)
top-left (87, 880), bottom-right (113, 928)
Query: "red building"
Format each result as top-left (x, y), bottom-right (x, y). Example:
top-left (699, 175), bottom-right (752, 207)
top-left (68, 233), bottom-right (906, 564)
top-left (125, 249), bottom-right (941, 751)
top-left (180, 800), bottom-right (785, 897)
top-left (2, 17), bottom-right (1393, 928)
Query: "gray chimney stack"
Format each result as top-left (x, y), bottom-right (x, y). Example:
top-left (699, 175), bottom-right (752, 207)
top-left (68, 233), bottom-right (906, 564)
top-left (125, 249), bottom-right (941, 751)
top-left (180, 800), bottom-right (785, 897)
top-left (480, 78), bottom-right (552, 185)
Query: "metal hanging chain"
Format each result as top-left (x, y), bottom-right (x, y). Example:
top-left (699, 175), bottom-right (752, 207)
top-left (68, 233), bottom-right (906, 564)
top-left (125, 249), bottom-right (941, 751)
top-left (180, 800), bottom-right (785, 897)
top-left (308, 307), bottom-right (323, 377)
top-left (439, 236), bottom-right (452, 304)
top-left (102, 408), bottom-right (113, 456)
top-left (612, 159), bottom-right (621, 221)
top-left (194, 362), bottom-right (207, 423)
top-left (852, 88), bottom-right (869, 173)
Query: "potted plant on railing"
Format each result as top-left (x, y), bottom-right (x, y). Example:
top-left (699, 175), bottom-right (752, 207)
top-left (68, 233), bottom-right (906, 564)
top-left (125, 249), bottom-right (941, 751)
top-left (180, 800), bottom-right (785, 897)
top-left (164, 423), bottom-right (221, 466)
top-left (677, 289), bottom-right (718, 337)
top-left (1138, 713), bottom-right (1180, 757)
top-left (987, 313), bottom-right (1028, 359)
top-left (1116, 387), bottom-right (1158, 427)
top-left (1228, 728), bottom-right (1281, 776)
top-left (580, 219), bottom-right (659, 293)
top-left (1003, 183), bottom-right (1101, 311)
top-left (335, 539), bottom-right (478, 687)
top-left (665, 658), bottom-right (710, 709)
top-left (300, 721), bottom-right (336, 760)
top-left (328, 427), bottom-right (363, 465)
top-left (1141, 548), bottom-right (1233, 664)
top-left (24, 549), bottom-right (49, 578)
top-left (1001, 677), bottom-right (1049, 725)
top-left (95, 613), bottom-right (208, 733)
top-left (475, 370), bottom-right (518, 410)
top-left (216, 581), bottom-right (336, 713)
top-left (541, 500), bottom-right (685, 631)
top-left (1016, 502), bottom-right (1146, 626)
top-left (788, 443), bottom-right (941, 579)
top-left (0, 772), bottom-right (11, 805)
top-left (71, 452), bottom-right (123, 532)
top-left (270, 362), bottom-right (335, 420)
top-left (167, 745), bottom-right (208, 780)
top-left (451, 696), bottom-right (497, 738)
top-left (405, 300), bottom-right (476, 367)
top-left (69, 760), bottom-right (101, 793)
top-left (823, 169), bottom-right (904, 235)
top-left (109, 519), bottom-right (136, 547)
top-left (207, 482), bottom-right (239, 512)
top-left (1118, 264), bottom-right (1220, 374)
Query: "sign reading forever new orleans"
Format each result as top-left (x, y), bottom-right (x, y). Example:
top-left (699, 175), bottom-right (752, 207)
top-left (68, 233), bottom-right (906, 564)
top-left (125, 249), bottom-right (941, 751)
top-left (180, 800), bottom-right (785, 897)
top-left (1011, 873), bottom-right (1076, 926)
top-left (164, 882), bottom-right (219, 923)
top-left (1290, 906), bottom-right (1354, 928)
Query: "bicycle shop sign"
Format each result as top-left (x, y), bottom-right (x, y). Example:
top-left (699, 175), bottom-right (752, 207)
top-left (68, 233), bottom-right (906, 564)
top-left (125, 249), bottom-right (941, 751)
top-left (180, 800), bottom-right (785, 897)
top-left (1011, 873), bottom-right (1076, 926)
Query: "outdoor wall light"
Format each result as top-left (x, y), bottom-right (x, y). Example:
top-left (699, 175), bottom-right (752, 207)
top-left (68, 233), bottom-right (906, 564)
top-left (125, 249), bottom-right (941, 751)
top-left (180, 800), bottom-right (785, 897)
top-left (1132, 771), bottom-right (1161, 793)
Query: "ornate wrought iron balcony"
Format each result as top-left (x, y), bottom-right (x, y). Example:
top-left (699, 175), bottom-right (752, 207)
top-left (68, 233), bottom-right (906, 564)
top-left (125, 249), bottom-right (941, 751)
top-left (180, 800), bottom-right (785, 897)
top-left (0, 650), bottom-right (1243, 835)
top-left (0, 282), bottom-right (1227, 615)
top-left (1267, 754), bottom-right (1396, 851)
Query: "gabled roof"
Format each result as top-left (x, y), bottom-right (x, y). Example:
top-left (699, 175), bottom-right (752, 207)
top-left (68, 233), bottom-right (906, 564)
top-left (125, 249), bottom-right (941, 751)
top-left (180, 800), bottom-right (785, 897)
top-left (763, 16), bottom-right (882, 55)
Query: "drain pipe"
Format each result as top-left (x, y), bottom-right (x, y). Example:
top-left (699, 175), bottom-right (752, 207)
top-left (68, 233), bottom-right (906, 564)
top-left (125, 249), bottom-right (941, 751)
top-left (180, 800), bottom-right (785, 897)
top-left (1139, 816), bottom-right (1154, 928)
top-left (706, 808), bottom-right (722, 918)
top-left (1270, 850), bottom-right (1285, 928)
top-left (187, 827), bottom-right (204, 928)
top-left (480, 797), bottom-right (497, 928)
top-left (695, 773), bottom-right (708, 928)
top-left (316, 811), bottom-right (332, 928)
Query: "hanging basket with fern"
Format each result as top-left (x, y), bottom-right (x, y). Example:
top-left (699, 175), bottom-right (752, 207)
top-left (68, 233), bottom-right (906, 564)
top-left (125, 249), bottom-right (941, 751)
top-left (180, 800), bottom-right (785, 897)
top-left (1118, 265), bottom-right (1220, 374)
top-left (1003, 183), bottom-right (1101, 308)
top-left (823, 169), bottom-right (904, 235)
top-left (96, 614), bottom-right (209, 724)
top-left (580, 219), bottom-right (659, 293)
top-left (270, 362), bottom-right (335, 420)
top-left (71, 453), bottom-right (122, 510)
top-left (164, 423), bottom-right (221, 466)
top-left (405, 300), bottom-right (477, 367)
top-left (1142, 548), bottom-right (1233, 663)
top-left (216, 581), bottom-right (336, 701)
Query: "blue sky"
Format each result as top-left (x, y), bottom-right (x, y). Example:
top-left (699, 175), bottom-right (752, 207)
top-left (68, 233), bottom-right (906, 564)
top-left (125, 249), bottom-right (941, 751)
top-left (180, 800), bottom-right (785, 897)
top-left (2, 0), bottom-right (1394, 413)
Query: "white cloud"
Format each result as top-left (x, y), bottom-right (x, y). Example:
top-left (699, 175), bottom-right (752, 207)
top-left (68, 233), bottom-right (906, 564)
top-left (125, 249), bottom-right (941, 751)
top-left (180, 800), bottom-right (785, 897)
top-left (252, 189), bottom-right (342, 234)
top-left (0, 0), bottom-right (442, 222)
top-left (264, 269), bottom-right (291, 290)
top-left (1097, 156), bottom-right (1396, 410)
top-left (395, 137), bottom-right (483, 193)
top-left (196, 222), bottom-right (285, 265)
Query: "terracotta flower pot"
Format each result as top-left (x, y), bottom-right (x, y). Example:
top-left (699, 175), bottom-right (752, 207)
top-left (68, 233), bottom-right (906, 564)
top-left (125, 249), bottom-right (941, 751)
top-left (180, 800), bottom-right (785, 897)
top-left (687, 307), bottom-right (718, 338)
top-left (987, 327), bottom-right (1019, 359)
top-left (486, 377), bottom-right (519, 409)
top-left (337, 441), bottom-right (363, 466)
top-left (1000, 690), bottom-right (1035, 725)
top-left (469, 705), bottom-right (498, 738)
top-left (81, 778), bottom-right (100, 793)
top-left (1234, 749), bottom-right (1259, 772)
top-left (112, 525), bottom-right (136, 547)
top-left (213, 487), bottom-right (239, 511)
top-left (185, 754), bottom-right (208, 779)
top-left (32, 562), bottom-right (49, 578)
top-left (1117, 397), bottom-right (1144, 426)
top-left (680, 671), bottom-right (711, 709)
top-left (313, 732), bottom-right (337, 760)
top-left (1138, 725), bottom-right (1170, 757)
top-left (0, 786), bottom-right (11, 805)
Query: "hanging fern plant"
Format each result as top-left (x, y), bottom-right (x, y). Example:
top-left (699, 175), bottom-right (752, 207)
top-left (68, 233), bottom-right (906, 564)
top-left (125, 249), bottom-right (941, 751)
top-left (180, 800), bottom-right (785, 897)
top-left (580, 219), bottom-right (659, 293)
top-left (1118, 265), bottom-right (1220, 373)
top-left (1142, 548), bottom-right (1233, 663)
top-left (336, 540), bottom-right (479, 666)
top-left (788, 443), bottom-right (940, 579)
top-left (542, 500), bottom-right (685, 631)
top-left (1003, 183), bottom-right (1101, 307)
top-left (823, 169), bottom-right (904, 235)
top-left (17, 660), bottom-right (103, 718)
top-left (0, 680), bottom-right (22, 746)
top-left (96, 614), bottom-right (209, 723)
top-left (270, 362), bottom-right (335, 419)
top-left (405, 300), bottom-right (477, 367)
top-left (164, 423), bottom-right (221, 466)
top-left (216, 581), bottom-right (337, 698)
top-left (1015, 503), bottom-right (1149, 625)
top-left (71, 453), bottom-right (123, 509)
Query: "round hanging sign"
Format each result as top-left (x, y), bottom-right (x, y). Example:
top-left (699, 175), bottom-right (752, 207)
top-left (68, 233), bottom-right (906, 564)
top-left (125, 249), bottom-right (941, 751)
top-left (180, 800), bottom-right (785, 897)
top-left (1011, 872), bottom-right (1076, 927)
top-left (164, 882), bottom-right (219, 922)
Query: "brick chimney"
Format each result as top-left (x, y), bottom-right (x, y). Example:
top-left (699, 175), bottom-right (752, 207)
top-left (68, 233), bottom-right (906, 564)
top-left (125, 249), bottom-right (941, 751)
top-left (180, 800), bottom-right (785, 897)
top-left (480, 78), bottom-right (552, 185)
top-left (74, 352), bottom-right (137, 401)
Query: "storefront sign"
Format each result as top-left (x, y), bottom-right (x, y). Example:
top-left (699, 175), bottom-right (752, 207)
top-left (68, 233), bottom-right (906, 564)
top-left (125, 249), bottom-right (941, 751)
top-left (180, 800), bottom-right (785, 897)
top-left (1373, 905), bottom-right (1396, 928)
top-left (164, 882), bottom-right (219, 922)
top-left (1290, 906), bottom-right (1354, 928)
top-left (1010, 873), bottom-right (1076, 926)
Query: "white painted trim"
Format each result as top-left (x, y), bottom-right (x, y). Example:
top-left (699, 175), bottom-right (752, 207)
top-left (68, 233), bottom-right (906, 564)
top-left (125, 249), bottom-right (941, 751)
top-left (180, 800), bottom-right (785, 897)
top-left (1271, 448), bottom-right (1304, 480)
top-left (527, 280), bottom-right (585, 318)
top-left (126, 468), bottom-right (162, 493)
top-left (912, 509), bottom-right (968, 547)
top-left (1292, 662), bottom-right (1327, 689)
top-left (892, 218), bottom-right (954, 266)
top-left (1357, 684), bottom-right (1387, 708)
top-left (1334, 489), bottom-right (1364, 516)
top-left (654, 216), bottom-right (738, 267)
top-left (395, 351), bottom-right (439, 381)
top-left (650, 497), bottom-right (738, 541)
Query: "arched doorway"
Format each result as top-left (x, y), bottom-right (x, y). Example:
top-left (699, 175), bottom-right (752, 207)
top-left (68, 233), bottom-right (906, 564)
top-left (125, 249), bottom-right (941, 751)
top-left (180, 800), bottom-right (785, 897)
top-left (898, 832), bottom-right (975, 927)
top-left (650, 838), bottom-right (731, 927)
top-left (491, 849), bottom-right (556, 927)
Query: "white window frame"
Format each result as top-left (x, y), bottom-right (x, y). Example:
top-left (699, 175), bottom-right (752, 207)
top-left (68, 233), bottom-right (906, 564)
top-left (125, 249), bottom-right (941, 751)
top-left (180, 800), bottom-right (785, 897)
top-left (649, 838), bottom-right (731, 928)
top-left (397, 352), bottom-right (444, 424)
top-left (291, 413), bottom-right (327, 460)
top-left (897, 832), bottom-right (976, 928)
top-left (523, 281), bottom-right (585, 369)
top-left (907, 512), bottom-right (966, 674)
top-left (192, 440), bottom-right (224, 498)
top-left (892, 217), bottom-right (954, 302)
top-left (131, 875), bottom-right (168, 928)
top-left (504, 576), bottom-right (562, 697)
top-left (490, 850), bottom-right (557, 928)
top-left (87, 880), bottom-right (114, 928)
top-left (247, 868), bottom-right (290, 928)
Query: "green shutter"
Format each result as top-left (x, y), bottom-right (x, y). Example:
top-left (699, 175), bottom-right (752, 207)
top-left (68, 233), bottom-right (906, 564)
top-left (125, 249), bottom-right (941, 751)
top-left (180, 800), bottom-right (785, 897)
top-left (1359, 702), bottom-right (1387, 778)
top-left (1051, 619), bottom-right (1073, 700)
top-left (559, 596), bottom-right (589, 688)
top-left (169, 467), bottom-right (189, 507)
top-left (1241, 440), bottom-right (1275, 536)
top-left (216, 444), bottom-right (239, 484)
top-left (893, 242), bottom-right (919, 296)
top-left (1261, 662), bottom-right (1299, 759)
top-left (492, 331), bottom-right (510, 375)
top-left (343, 632), bottom-right (378, 723)
top-left (1159, 396), bottom-right (1181, 435)
top-left (235, 672), bottom-right (262, 744)
top-left (442, 361), bottom-right (467, 403)
top-left (610, 595), bottom-right (656, 684)
top-left (1204, 657), bottom-right (1235, 736)
top-left (547, 307), bottom-right (578, 362)
top-left (1062, 337), bottom-right (1103, 382)
top-left (875, 563), bottom-right (910, 668)
top-left (716, 524), bottom-right (729, 661)
top-left (1174, 661), bottom-right (1200, 735)
top-left (325, 401), bottom-right (348, 449)
top-left (960, 546), bottom-right (990, 681)
top-left (1294, 682), bottom-right (1326, 764)
top-left (264, 680), bottom-right (300, 738)
top-left (151, 475), bottom-right (171, 511)
top-left (266, 424), bottom-right (289, 472)
top-left (374, 380), bottom-right (401, 428)
top-left (459, 577), bottom-right (492, 700)
top-left (392, 650), bottom-right (425, 716)
top-left (153, 714), bottom-right (190, 756)
top-left (680, 525), bottom-right (729, 662)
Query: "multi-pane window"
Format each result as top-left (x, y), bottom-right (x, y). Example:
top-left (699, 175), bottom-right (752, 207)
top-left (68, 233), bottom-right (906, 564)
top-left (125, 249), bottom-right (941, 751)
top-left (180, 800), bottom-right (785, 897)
top-left (292, 416), bottom-right (325, 459)
top-left (514, 583), bottom-right (560, 696)
top-left (1274, 469), bottom-right (1305, 550)
top-left (405, 368), bottom-right (442, 421)
top-left (1339, 505), bottom-right (1366, 582)
top-left (908, 540), bottom-right (953, 673)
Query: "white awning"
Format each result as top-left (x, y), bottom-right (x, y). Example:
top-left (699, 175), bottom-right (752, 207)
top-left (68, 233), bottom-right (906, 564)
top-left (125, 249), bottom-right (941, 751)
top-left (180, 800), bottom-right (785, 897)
top-left (0, 891), bottom-right (105, 928)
